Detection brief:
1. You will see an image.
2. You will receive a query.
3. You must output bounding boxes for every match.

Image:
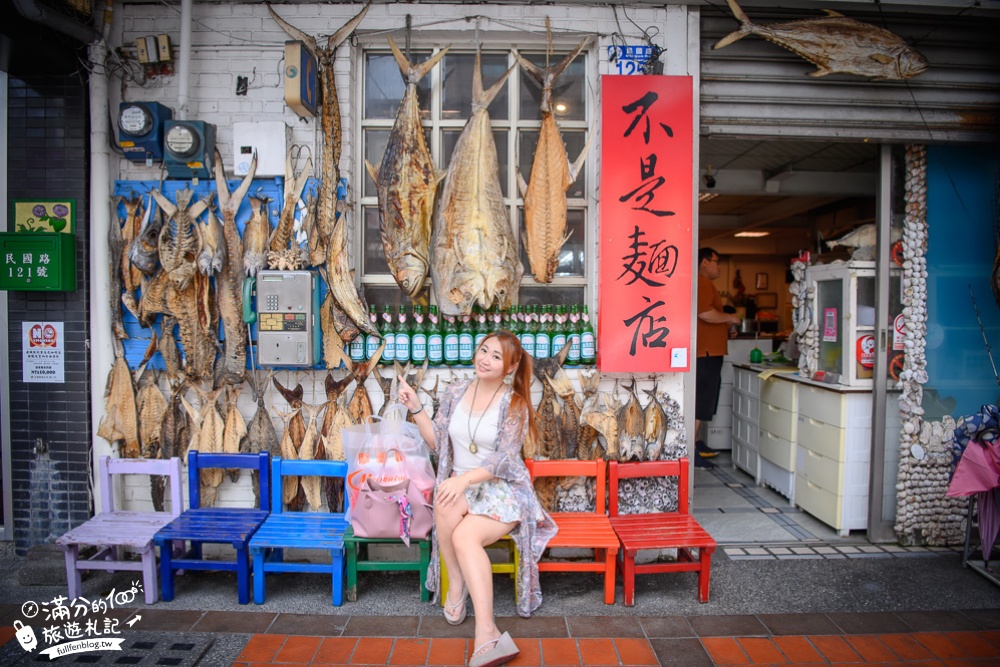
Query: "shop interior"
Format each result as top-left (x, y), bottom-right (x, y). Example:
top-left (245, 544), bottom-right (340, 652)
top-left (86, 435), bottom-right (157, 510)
top-left (692, 136), bottom-right (879, 545)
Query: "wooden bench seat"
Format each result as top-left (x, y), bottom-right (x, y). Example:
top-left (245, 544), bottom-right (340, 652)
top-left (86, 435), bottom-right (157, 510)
top-left (57, 456), bottom-right (183, 605)
top-left (609, 459), bottom-right (717, 605)
top-left (526, 459), bottom-right (619, 605)
top-left (153, 452), bottom-right (271, 605)
top-left (249, 457), bottom-right (350, 605)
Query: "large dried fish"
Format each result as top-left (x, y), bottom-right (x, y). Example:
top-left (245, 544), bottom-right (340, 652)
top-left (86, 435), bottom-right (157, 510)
top-left (108, 197), bottom-right (128, 340)
top-left (325, 215), bottom-right (378, 336)
top-left (581, 391), bottom-right (620, 460)
top-left (242, 194), bottom-right (272, 277)
top-left (160, 378), bottom-right (189, 463)
top-left (618, 381), bottom-right (646, 462)
top-left (130, 195), bottom-right (161, 276)
top-left (273, 376), bottom-right (308, 511)
top-left (197, 205), bottom-right (225, 276)
top-left (213, 148), bottom-right (256, 387)
top-left (135, 339), bottom-right (167, 510)
top-left (166, 271), bottom-right (218, 382)
top-left (119, 195), bottom-right (146, 318)
top-left (548, 375), bottom-right (580, 459)
top-left (151, 188), bottom-right (206, 291)
top-left (222, 384), bottom-right (247, 483)
top-left (319, 288), bottom-right (350, 371)
top-left (159, 315), bottom-right (183, 379)
top-left (374, 367), bottom-right (396, 417)
top-left (319, 370), bottom-right (357, 512)
top-left (714, 0), bottom-right (929, 80)
top-left (431, 51), bottom-right (521, 315)
top-left (535, 378), bottom-right (561, 460)
top-left (298, 402), bottom-right (326, 511)
top-left (244, 370), bottom-right (280, 507)
top-left (642, 386), bottom-right (667, 462)
top-left (365, 38), bottom-right (449, 298)
top-left (275, 407), bottom-right (302, 507)
top-left (576, 369), bottom-right (601, 459)
top-left (513, 38), bottom-right (593, 283)
top-left (267, 1), bottom-right (371, 262)
top-left (97, 352), bottom-right (139, 458)
top-left (346, 345), bottom-right (384, 424)
top-left (194, 386), bottom-right (226, 507)
top-left (268, 147), bottom-right (311, 253)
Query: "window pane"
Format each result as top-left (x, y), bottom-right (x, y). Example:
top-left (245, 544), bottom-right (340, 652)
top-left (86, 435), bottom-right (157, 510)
top-left (518, 208), bottom-right (585, 278)
top-left (518, 129), bottom-right (588, 196)
top-left (518, 51), bottom-right (587, 121)
top-left (363, 206), bottom-right (388, 274)
top-left (365, 51), bottom-right (432, 119)
top-left (442, 52), bottom-right (509, 120)
top-left (363, 286), bottom-right (411, 309)
top-left (363, 129), bottom-right (389, 197)
top-left (442, 128), bottom-right (508, 197)
top-left (518, 286), bottom-right (584, 307)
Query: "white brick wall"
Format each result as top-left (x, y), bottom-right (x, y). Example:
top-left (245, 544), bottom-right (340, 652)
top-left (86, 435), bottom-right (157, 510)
top-left (112, 2), bottom-right (693, 513)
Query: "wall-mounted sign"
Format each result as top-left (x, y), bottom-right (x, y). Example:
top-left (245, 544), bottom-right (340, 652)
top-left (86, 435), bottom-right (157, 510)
top-left (607, 45), bottom-right (656, 75)
top-left (598, 75), bottom-right (693, 372)
top-left (22, 321), bottom-right (65, 383)
top-left (11, 199), bottom-right (74, 233)
top-left (0, 232), bottom-right (77, 291)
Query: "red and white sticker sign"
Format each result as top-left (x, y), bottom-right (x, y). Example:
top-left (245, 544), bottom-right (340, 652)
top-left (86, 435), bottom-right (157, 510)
top-left (856, 334), bottom-right (875, 369)
top-left (22, 321), bottom-right (64, 383)
top-left (893, 313), bottom-right (905, 351)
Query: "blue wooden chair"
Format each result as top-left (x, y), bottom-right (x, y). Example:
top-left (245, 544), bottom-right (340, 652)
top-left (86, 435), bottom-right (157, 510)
top-left (248, 457), bottom-right (351, 605)
top-left (153, 451), bottom-right (271, 605)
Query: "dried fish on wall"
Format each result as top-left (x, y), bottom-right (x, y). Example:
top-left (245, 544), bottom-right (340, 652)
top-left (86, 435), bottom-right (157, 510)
top-left (320, 371), bottom-right (357, 512)
top-left (513, 37), bottom-right (593, 283)
top-left (431, 51), bottom-right (521, 316)
top-left (97, 350), bottom-right (140, 458)
top-left (713, 0), bottom-right (928, 80)
top-left (242, 194), bottom-right (272, 277)
top-left (245, 371), bottom-right (280, 507)
top-left (273, 377), bottom-right (307, 511)
top-left (365, 38), bottom-right (449, 299)
top-left (109, 198), bottom-right (129, 340)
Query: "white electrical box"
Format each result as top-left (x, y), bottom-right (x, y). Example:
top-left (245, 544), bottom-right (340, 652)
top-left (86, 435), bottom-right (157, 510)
top-left (233, 121), bottom-right (288, 177)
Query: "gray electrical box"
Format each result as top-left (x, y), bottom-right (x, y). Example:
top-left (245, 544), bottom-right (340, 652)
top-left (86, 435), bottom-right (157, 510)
top-left (254, 270), bottom-right (321, 367)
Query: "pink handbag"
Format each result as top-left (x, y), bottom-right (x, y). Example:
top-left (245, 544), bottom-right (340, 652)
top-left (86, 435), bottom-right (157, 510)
top-left (351, 476), bottom-right (433, 546)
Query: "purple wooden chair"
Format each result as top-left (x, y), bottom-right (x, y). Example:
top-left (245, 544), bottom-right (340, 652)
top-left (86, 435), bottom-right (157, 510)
top-left (56, 456), bottom-right (184, 605)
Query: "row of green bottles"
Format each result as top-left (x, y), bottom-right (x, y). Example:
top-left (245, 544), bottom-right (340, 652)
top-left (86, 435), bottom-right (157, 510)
top-left (354, 302), bottom-right (595, 366)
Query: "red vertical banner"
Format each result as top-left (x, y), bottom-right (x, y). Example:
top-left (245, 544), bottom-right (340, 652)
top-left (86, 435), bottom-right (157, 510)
top-left (598, 75), bottom-right (693, 372)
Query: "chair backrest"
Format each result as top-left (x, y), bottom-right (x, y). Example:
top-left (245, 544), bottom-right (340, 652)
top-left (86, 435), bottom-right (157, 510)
top-left (524, 458), bottom-right (606, 513)
top-left (100, 456), bottom-right (184, 516)
top-left (187, 451), bottom-right (271, 511)
top-left (608, 458), bottom-right (689, 518)
top-left (269, 456), bottom-right (349, 514)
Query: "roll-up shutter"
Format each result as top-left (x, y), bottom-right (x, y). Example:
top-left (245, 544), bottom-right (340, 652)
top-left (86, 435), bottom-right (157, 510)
top-left (700, 5), bottom-right (1000, 143)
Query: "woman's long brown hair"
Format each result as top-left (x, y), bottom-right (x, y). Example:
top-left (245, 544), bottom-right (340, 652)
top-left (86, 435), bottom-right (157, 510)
top-left (484, 329), bottom-right (537, 444)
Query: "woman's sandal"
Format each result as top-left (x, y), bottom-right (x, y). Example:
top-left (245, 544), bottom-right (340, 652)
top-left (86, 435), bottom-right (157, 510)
top-left (443, 587), bottom-right (468, 625)
top-left (468, 631), bottom-right (519, 667)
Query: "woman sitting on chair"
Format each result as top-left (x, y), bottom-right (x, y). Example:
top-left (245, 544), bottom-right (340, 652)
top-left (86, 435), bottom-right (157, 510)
top-left (398, 329), bottom-right (557, 667)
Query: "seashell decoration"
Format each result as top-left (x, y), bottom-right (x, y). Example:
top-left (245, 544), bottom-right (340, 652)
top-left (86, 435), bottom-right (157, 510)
top-left (790, 260), bottom-right (818, 378)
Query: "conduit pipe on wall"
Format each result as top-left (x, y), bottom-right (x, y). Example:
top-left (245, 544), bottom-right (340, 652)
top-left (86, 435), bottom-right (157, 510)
top-left (177, 0), bottom-right (193, 119)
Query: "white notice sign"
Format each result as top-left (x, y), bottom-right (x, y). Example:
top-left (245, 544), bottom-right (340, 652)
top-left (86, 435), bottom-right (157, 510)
top-left (22, 321), bottom-right (65, 383)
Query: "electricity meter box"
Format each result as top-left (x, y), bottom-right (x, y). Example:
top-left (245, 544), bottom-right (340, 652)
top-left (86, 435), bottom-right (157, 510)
top-left (253, 270), bottom-right (321, 367)
top-left (118, 101), bottom-right (172, 162)
top-left (164, 120), bottom-right (216, 180)
top-left (233, 121), bottom-right (288, 177)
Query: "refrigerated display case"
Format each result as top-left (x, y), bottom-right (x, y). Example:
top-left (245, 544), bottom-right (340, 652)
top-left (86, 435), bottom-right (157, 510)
top-left (807, 261), bottom-right (877, 388)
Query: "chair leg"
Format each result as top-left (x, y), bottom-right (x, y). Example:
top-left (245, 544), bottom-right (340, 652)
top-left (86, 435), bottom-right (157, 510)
top-left (158, 540), bottom-right (176, 602)
top-left (139, 546), bottom-right (159, 605)
top-left (237, 546), bottom-right (251, 605)
top-left (332, 550), bottom-right (344, 607)
top-left (62, 545), bottom-right (82, 601)
top-left (622, 551), bottom-right (636, 607)
top-left (439, 554), bottom-right (449, 607)
top-left (698, 548), bottom-right (713, 603)
top-left (418, 540), bottom-right (431, 602)
top-left (345, 541), bottom-right (358, 603)
top-left (252, 548), bottom-right (266, 605)
top-left (604, 549), bottom-right (617, 605)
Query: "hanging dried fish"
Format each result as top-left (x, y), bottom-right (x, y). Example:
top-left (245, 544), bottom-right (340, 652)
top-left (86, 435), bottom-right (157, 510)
top-left (159, 315), bottom-right (183, 380)
top-left (108, 197), bottom-right (129, 340)
top-left (266, 1), bottom-right (371, 262)
top-left (513, 37), bottom-right (593, 283)
top-left (97, 350), bottom-right (140, 458)
top-left (275, 406), bottom-right (302, 507)
top-left (535, 376), bottom-right (562, 460)
top-left (222, 384), bottom-right (247, 483)
top-left (319, 370), bottom-right (357, 512)
top-left (298, 402), bottom-right (326, 511)
top-left (130, 195), bottom-right (161, 276)
top-left (197, 205), bottom-right (226, 276)
top-left (576, 369), bottom-right (601, 459)
top-left (618, 381), bottom-right (646, 462)
top-left (374, 367), bottom-right (397, 417)
top-left (213, 148), bottom-right (256, 387)
top-left (581, 391), bottom-right (620, 460)
top-left (194, 386), bottom-right (226, 507)
top-left (268, 147), bottom-right (312, 253)
top-left (166, 271), bottom-right (218, 382)
top-left (273, 376), bottom-right (307, 511)
top-left (160, 378), bottom-right (189, 463)
top-left (325, 215), bottom-right (379, 336)
top-left (151, 188), bottom-right (206, 291)
top-left (421, 374), bottom-right (447, 419)
top-left (548, 374), bottom-right (580, 459)
top-left (138, 271), bottom-right (169, 328)
top-left (119, 194), bottom-right (146, 318)
top-left (319, 287), bottom-right (349, 371)
top-left (242, 194), bottom-right (272, 277)
top-left (431, 51), bottom-right (521, 315)
top-left (244, 370), bottom-right (280, 507)
top-left (136, 340), bottom-right (168, 510)
top-left (642, 385), bottom-right (667, 462)
top-left (365, 38), bottom-right (449, 298)
top-left (346, 345), bottom-right (384, 424)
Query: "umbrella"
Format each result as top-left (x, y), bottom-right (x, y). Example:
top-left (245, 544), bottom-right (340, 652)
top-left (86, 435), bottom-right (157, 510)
top-left (975, 488), bottom-right (1000, 563)
top-left (947, 439), bottom-right (1000, 497)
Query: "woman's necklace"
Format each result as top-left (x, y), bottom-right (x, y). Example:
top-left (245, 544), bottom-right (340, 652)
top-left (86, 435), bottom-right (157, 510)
top-left (466, 379), bottom-right (504, 454)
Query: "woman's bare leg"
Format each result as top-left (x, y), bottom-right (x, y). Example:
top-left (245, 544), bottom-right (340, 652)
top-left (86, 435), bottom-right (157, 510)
top-left (435, 494), bottom-right (470, 612)
top-left (453, 514), bottom-right (518, 653)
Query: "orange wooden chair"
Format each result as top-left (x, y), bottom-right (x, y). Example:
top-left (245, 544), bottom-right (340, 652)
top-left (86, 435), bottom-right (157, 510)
top-left (525, 458), bottom-right (619, 604)
top-left (609, 459), bottom-right (717, 604)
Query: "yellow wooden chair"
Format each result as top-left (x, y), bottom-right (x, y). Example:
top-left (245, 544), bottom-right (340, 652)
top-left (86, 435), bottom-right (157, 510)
top-left (439, 535), bottom-right (519, 605)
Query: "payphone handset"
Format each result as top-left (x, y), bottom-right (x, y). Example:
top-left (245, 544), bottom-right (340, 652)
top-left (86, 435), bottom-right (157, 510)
top-left (243, 270), bottom-right (321, 367)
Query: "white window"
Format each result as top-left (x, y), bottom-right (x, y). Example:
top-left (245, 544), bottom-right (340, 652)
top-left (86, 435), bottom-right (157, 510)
top-left (358, 43), bottom-right (593, 309)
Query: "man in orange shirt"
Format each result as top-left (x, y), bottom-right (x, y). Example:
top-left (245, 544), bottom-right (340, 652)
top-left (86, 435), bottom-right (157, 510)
top-left (696, 247), bottom-right (741, 469)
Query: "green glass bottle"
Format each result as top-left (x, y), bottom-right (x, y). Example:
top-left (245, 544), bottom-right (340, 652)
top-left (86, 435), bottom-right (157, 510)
top-left (491, 305), bottom-right (503, 336)
top-left (473, 305), bottom-right (488, 350)
top-left (580, 305), bottom-right (596, 365)
top-left (551, 305), bottom-right (567, 356)
top-left (395, 305), bottom-right (411, 364)
top-left (364, 303), bottom-right (381, 361)
top-left (519, 305), bottom-right (535, 356)
top-left (458, 313), bottom-right (474, 364)
top-left (443, 313), bottom-right (459, 365)
top-left (380, 304), bottom-right (396, 365)
top-left (567, 304), bottom-right (582, 364)
top-left (410, 305), bottom-right (427, 363)
top-left (535, 305), bottom-right (552, 359)
top-left (427, 305), bottom-right (444, 365)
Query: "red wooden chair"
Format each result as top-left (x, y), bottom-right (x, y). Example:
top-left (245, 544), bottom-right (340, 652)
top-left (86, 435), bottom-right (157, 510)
top-left (525, 458), bottom-right (619, 604)
top-left (609, 458), bottom-right (717, 604)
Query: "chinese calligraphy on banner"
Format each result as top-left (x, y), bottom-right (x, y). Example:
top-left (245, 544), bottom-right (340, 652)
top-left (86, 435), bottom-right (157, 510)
top-left (598, 75), bottom-right (693, 372)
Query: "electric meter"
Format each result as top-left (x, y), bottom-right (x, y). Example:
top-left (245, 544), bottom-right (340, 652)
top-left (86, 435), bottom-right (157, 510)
top-left (163, 119), bottom-right (216, 180)
top-left (117, 101), bottom-right (171, 162)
